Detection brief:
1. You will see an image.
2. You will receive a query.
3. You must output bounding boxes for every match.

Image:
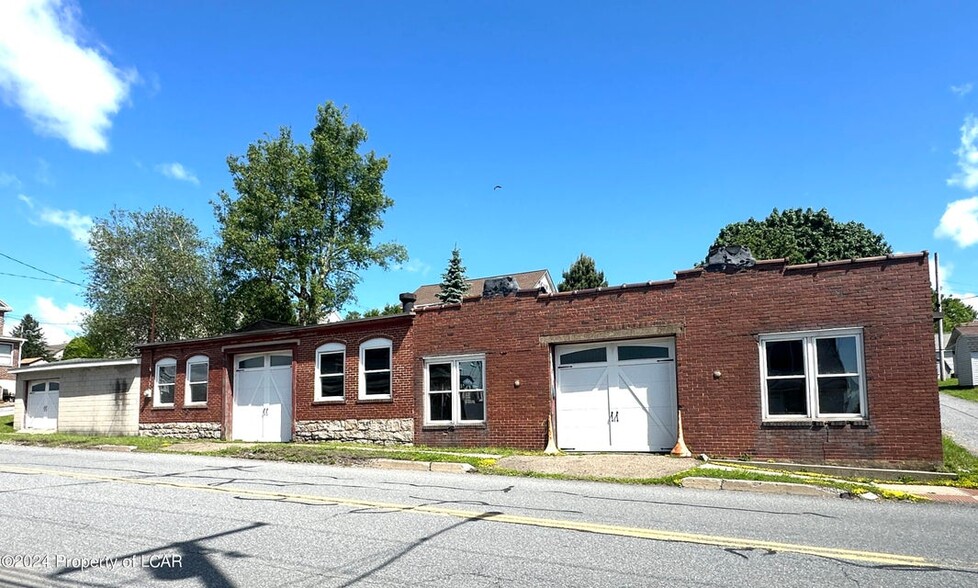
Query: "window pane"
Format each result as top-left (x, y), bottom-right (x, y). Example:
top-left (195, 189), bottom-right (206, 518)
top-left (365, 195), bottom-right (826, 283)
top-left (320, 375), bottom-right (343, 398)
top-left (460, 391), bottom-right (485, 421)
top-left (428, 363), bottom-right (451, 391)
top-left (319, 352), bottom-right (344, 375)
top-left (766, 378), bottom-right (808, 416)
top-left (365, 372), bottom-right (390, 396)
top-left (816, 337), bottom-right (859, 375)
top-left (189, 382), bottom-right (207, 404)
top-left (270, 355), bottom-right (291, 367)
top-left (31, 383), bottom-right (45, 392)
top-left (159, 384), bottom-right (175, 405)
top-left (618, 345), bottom-right (670, 361)
top-left (765, 340), bottom-right (805, 376)
top-left (48, 382), bottom-right (60, 391)
top-left (459, 360), bottom-right (484, 390)
top-left (365, 347), bottom-right (390, 371)
top-left (817, 376), bottom-right (862, 414)
top-left (238, 357), bottom-right (263, 369)
top-left (0, 344), bottom-right (11, 354)
top-left (158, 365), bottom-right (176, 385)
top-left (429, 392), bottom-right (452, 421)
top-left (559, 347), bottom-right (607, 365)
top-left (189, 362), bottom-right (208, 382)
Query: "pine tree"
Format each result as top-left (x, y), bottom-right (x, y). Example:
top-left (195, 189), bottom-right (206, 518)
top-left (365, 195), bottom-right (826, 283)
top-left (437, 247), bottom-right (470, 304)
top-left (558, 254), bottom-right (608, 291)
top-left (12, 314), bottom-right (51, 360)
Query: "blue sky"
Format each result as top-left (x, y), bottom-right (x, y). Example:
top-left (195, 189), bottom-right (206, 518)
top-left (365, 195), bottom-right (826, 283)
top-left (2, 1), bottom-right (978, 342)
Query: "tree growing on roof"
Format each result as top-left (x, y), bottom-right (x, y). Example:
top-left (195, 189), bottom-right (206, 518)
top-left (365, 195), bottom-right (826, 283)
top-left (83, 207), bottom-right (222, 357)
top-left (11, 314), bottom-right (51, 361)
top-left (708, 208), bottom-right (892, 265)
top-left (558, 254), bottom-right (608, 291)
top-left (436, 247), bottom-right (470, 304)
top-left (214, 102), bottom-right (408, 326)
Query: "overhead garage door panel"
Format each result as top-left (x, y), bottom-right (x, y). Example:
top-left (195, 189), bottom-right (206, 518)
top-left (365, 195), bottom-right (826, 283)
top-left (556, 339), bottom-right (677, 452)
top-left (232, 353), bottom-right (293, 442)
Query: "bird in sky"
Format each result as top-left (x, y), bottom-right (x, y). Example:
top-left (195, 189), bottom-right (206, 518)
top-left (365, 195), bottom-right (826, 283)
top-left (493, 185), bottom-right (502, 190)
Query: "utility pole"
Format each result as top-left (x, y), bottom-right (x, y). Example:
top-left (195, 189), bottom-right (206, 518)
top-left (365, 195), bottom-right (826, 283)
top-left (936, 252), bottom-right (946, 381)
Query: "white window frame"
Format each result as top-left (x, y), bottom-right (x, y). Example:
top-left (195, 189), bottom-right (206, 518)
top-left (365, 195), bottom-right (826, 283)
top-left (359, 338), bottom-right (393, 400)
top-left (315, 342), bottom-right (346, 402)
top-left (759, 327), bottom-right (867, 421)
top-left (154, 358), bottom-right (177, 408)
top-left (424, 354), bottom-right (487, 426)
top-left (0, 343), bottom-right (12, 367)
top-left (184, 355), bottom-right (209, 406)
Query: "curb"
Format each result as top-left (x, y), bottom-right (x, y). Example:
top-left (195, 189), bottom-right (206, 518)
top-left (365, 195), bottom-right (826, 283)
top-left (681, 476), bottom-right (841, 498)
top-left (371, 458), bottom-right (475, 474)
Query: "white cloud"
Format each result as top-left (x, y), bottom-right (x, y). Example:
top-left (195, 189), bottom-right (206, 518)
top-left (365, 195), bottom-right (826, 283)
top-left (930, 261), bottom-right (978, 313)
top-left (155, 162), bottom-right (200, 185)
top-left (0, 0), bottom-right (137, 152)
top-left (0, 171), bottom-right (21, 189)
top-left (947, 115), bottom-right (978, 191)
top-left (17, 193), bottom-right (34, 208)
top-left (395, 259), bottom-right (431, 275)
top-left (33, 296), bottom-right (86, 344)
top-left (38, 206), bottom-right (93, 244)
top-left (935, 197), bottom-right (978, 247)
top-left (951, 83), bottom-right (974, 97)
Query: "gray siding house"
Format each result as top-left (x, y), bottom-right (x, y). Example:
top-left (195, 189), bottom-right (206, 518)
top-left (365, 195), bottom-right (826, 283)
top-left (949, 324), bottom-right (978, 387)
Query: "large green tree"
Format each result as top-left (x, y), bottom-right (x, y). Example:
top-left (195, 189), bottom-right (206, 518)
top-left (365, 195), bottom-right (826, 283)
top-left (344, 303), bottom-right (402, 320)
top-left (11, 314), bottom-right (51, 360)
top-left (437, 247), bottom-right (470, 304)
top-left (558, 254), bottom-right (608, 291)
top-left (934, 292), bottom-right (977, 333)
top-left (709, 208), bottom-right (892, 264)
top-left (83, 207), bottom-right (222, 357)
top-left (62, 336), bottom-right (97, 360)
top-left (214, 102), bottom-right (407, 326)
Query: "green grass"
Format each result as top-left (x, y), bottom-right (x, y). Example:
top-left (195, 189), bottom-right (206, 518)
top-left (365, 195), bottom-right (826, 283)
top-left (1, 414), bottom-right (13, 434)
top-left (939, 378), bottom-right (978, 402)
top-left (209, 444), bottom-right (500, 469)
top-left (940, 436), bottom-right (978, 488)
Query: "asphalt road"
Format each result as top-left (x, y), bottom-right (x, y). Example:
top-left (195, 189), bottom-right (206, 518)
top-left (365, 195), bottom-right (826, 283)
top-left (0, 446), bottom-right (976, 588)
top-left (941, 393), bottom-right (978, 454)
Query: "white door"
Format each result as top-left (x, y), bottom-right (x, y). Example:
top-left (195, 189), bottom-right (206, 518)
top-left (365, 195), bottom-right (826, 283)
top-left (26, 381), bottom-right (59, 430)
top-left (555, 339), bottom-right (677, 452)
top-left (232, 352), bottom-right (293, 442)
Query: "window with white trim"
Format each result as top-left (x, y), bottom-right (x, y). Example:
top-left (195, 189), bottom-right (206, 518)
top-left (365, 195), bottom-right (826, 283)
top-left (425, 355), bottom-right (486, 425)
top-left (154, 358), bottom-right (177, 407)
top-left (0, 343), bottom-right (12, 367)
top-left (316, 343), bottom-right (345, 401)
top-left (760, 328), bottom-right (866, 420)
top-left (185, 355), bottom-right (209, 406)
top-left (359, 338), bottom-right (392, 399)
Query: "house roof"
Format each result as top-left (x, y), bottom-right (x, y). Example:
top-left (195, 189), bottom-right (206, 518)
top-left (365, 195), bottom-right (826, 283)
top-left (948, 322), bottom-right (978, 349)
top-left (0, 299), bottom-right (11, 313)
top-left (412, 269), bottom-right (555, 307)
top-left (9, 357), bottom-right (139, 374)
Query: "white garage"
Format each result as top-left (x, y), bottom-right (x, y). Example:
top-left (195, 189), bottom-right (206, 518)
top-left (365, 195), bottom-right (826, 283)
top-left (232, 351), bottom-right (293, 442)
top-left (554, 338), bottom-right (677, 452)
top-left (25, 380), bottom-right (59, 430)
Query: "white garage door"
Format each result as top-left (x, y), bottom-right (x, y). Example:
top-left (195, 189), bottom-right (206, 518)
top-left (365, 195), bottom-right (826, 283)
top-left (232, 352), bottom-right (293, 442)
top-left (555, 338), bottom-right (677, 452)
top-left (26, 381), bottom-right (59, 431)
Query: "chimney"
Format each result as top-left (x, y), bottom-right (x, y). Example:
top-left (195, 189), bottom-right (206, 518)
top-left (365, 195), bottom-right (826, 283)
top-left (399, 292), bottom-right (417, 313)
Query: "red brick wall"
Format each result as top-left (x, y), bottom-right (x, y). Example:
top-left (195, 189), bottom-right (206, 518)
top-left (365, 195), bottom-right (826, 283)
top-left (411, 255), bottom-right (941, 467)
top-left (138, 316), bottom-right (414, 438)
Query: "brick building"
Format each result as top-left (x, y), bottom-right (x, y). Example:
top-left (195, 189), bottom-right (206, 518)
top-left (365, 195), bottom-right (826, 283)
top-left (136, 253), bottom-right (941, 468)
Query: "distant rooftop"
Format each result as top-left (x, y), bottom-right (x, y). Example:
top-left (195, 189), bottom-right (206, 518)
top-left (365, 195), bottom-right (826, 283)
top-left (0, 299), bottom-right (11, 313)
top-left (412, 269), bottom-right (555, 307)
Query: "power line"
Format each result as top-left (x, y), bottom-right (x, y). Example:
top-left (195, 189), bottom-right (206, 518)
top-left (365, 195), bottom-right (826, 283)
top-left (0, 250), bottom-right (83, 287)
top-left (0, 271), bottom-right (82, 285)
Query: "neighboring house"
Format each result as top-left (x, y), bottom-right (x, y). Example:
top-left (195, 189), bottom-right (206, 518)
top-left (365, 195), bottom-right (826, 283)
top-left (135, 253), bottom-right (941, 468)
top-left (47, 343), bottom-right (67, 361)
top-left (412, 269), bottom-right (555, 307)
top-left (935, 333), bottom-right (955, 378)
top-left (0, 299), bottom-right (25, 402)
top-left (948, 323), bottom-right (978, 386)
top-left (11, 358), bottom-right (140, 435)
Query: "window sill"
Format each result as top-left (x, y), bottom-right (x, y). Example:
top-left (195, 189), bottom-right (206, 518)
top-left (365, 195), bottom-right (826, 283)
top-left (356, 397), bottom-right (393, 404)
top-left (151, 405), bottom-right (175, 410)
top-left (183, 404), bottom-right (209, 409)
top-left (422, 423), bottom-right (487, 431)
top-left (761, 419), bottom-right (868, 428)
top-left (312, 398), bottom-right (346, 405)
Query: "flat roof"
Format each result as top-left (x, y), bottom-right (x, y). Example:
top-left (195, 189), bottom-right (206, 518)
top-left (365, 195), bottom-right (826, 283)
top-left (9, 358), bottom-right (139, 374)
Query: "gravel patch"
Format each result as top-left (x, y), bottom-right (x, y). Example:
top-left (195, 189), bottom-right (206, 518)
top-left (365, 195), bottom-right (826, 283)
top-left (495, 454), bottom-right (697, 479)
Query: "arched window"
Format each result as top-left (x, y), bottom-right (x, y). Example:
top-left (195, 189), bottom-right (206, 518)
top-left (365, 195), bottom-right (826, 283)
top-left (154, 358), bottom-right (177, 407)
top-left (359, 338), bottom-right (392, 399)
top-left (185, 355), bottom-right (209, 406)
top-left (315, 343), bottom-right (346, 401)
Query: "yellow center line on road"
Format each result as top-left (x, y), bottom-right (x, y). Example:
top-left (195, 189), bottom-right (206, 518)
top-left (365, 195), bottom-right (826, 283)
top-left (1, 464), bottom-right (970, 570)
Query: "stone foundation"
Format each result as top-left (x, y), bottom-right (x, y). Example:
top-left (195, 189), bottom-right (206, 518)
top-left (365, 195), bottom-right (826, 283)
top-left (295, 418), bottom-right (414, 445)
top-left (139, 422), bottom-right (222, 439)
